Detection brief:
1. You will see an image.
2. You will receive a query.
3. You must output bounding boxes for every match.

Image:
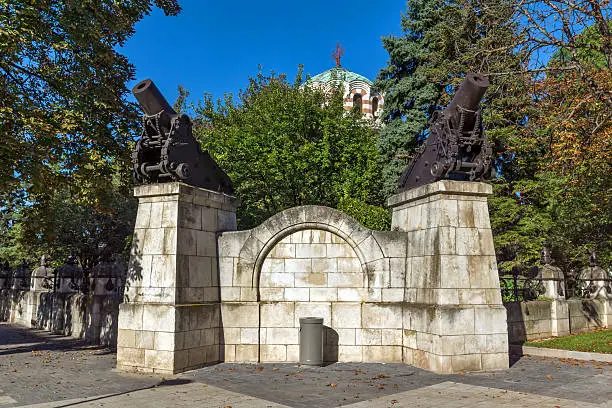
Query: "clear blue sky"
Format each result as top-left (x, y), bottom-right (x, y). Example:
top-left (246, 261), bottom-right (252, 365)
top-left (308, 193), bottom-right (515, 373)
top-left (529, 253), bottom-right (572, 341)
top-left (121, 0), bottom-right (406, 105)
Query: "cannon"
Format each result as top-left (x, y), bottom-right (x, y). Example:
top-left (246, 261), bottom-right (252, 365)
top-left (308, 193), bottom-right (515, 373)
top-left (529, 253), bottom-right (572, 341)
top-left (131, 79), bottom-right (233, 194)
top-left (398, 73), bottom-right (493, 191)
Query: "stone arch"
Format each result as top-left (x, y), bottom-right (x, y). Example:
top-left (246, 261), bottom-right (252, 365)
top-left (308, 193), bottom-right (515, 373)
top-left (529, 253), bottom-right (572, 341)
top-left (234, 206), bottom-right (386, 301)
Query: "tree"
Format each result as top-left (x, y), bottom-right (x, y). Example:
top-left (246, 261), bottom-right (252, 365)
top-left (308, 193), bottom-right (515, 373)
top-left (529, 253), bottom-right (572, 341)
top-left (374, 0), bottom-right (524, 197)
top-left (0, 1), bottom-right (180, 196)
top-left (0, 180), bottom-right (136, 269)
top-left (500, 18), bottom-right (612, 270)
top-left (193, 68), bottom-right (389, 230)
top-left (0, 1), bottom-right (180, 266)
top-left (482, 5), bottom-right (612, 272)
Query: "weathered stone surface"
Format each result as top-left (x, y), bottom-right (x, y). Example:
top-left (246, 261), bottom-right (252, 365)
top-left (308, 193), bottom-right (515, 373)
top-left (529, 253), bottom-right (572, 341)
top-left (121, 182), bottom-right (511, 373)
top-left (118, 184), bottom-right (234, 374)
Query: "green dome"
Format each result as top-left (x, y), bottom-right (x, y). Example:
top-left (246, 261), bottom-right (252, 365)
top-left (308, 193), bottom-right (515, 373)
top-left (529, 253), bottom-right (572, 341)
top-left (307, 66), bottom-right (372, 85)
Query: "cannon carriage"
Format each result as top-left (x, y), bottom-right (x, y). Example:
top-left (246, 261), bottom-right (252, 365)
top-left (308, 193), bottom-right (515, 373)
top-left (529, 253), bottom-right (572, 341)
top-left (131, 79), bottom-right (233, 194)
top-left (398, 73), bottom-right (493, 191)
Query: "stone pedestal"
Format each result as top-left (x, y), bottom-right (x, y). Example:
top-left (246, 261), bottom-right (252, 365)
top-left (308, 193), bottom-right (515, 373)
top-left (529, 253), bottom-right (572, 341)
top-left (388, 180), bottom-right (509, 373)
top-left (116, 183), bottom-right (239, 374)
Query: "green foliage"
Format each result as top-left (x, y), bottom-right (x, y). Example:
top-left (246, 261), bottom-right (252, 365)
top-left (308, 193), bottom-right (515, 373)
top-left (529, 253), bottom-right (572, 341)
top-left (338, 196), bottom-right (391, 231)
top-left (0, 0), bottom-right (180, 196)
top-left (375, 0), bottom-right (523, 197)
top-left (193, 68), bottom-right (388, 230)
top-left (0, 179), bottom-right (136, 269)
top-left (0, 0), bottom-right (179, 265)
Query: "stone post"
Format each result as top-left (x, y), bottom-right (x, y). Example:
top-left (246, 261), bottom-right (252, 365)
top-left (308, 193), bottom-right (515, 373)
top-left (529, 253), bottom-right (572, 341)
top-left (388, 180), bottom-right (509, 373)
top-left (116, 182), bottom-right (239, 374)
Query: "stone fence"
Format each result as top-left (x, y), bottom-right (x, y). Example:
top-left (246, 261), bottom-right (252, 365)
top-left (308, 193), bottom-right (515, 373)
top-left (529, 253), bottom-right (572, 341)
top-left (505, 298), bottom-right (611, 343)
top-left (0, 256), bottom-right (126, 346)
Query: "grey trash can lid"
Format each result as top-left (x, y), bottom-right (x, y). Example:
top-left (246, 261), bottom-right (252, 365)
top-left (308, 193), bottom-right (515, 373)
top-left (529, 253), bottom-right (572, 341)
top-left (299, 317), bottom-right (324, 324)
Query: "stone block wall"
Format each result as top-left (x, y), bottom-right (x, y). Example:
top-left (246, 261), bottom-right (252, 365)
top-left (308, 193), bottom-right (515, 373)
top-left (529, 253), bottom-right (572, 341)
top-left (506, 299), bottom-right (610, 343)
top-left (220, 229), bottom-right (405, 363)
top-left (214, 181), bottom-right (509, 374)
top-left (388, 181), bottom-right (508, 373)
top-left (568, 299), bottom-right (610, 332)
top-left (117, 183), bottom-right (238, 374)
top-left (115, 180), bottom-right (510, 374)
top-left (0, 289), bottom-right (120, 346)
top-left (218, 204), bottom-right (411, 365)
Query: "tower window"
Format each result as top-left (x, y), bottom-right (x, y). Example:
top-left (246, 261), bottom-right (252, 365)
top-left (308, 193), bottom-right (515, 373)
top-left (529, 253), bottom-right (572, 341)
top-left (352, 93), bottom-right (362, 112)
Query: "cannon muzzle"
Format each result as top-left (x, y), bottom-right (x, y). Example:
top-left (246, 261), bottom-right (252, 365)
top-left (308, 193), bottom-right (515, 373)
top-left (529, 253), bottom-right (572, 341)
top-left (446, 73), bottom-right (489, 130)
top-left (132, 79), bottom-right (177, 117)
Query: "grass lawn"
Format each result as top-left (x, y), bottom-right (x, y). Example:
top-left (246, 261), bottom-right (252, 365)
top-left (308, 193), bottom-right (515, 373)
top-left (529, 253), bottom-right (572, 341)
top-left (524, 329), bottom-right (612, 354)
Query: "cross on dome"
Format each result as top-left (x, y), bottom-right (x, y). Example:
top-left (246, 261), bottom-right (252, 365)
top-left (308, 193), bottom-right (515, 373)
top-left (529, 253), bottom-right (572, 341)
top-left (332, 43), bottom-right (344, 67)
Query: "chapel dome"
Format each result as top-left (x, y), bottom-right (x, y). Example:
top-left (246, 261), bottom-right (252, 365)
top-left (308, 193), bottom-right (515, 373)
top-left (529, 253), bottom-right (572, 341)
top-left (307, 66), bottom-right (373, 86)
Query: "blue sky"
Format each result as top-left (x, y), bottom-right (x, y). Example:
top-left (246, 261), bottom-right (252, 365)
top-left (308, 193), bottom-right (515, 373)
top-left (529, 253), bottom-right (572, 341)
top-left (121, 1), bottom-right (406, 105)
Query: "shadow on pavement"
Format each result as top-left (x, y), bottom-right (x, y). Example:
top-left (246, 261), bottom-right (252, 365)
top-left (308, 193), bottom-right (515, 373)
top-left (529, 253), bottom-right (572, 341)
top-left (0, 324), bottom-right (112, 356)
top-left (36, 378), bottom-right (193, 408)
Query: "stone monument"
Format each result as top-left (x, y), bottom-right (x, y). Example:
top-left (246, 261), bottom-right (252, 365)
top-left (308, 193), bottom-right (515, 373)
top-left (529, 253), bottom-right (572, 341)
top-left (116, 79), bottom-right (238, 374)
top-left (388, 181), bottom-right (508, 372)
top-left (389, 73), bottom-right (508, 372)
top-left (117, 74), bottom-right (509, 375)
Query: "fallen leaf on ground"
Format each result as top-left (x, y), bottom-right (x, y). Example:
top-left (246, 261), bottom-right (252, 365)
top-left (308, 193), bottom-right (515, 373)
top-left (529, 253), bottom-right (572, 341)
top-left (546, 375), bottom-right (553, 380)
top-left (327, 383), bottom-right (337, 387)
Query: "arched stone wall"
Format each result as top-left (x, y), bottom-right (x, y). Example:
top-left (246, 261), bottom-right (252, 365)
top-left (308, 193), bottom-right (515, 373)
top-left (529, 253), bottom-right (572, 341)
top-left (217, 206), bottom-right (406, 363)
top-left (258, 228), bottom-right (371, 362)
top-left (259, 229), bottom-right (365, 302)
top-left (228, 206), bottom-right (389, 303)
top-left (117, 181), bottom-right (510, 375)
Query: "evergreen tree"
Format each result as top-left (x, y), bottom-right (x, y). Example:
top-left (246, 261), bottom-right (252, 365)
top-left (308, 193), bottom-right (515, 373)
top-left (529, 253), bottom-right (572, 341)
top-left (375, 0), bottom-right (524, 197)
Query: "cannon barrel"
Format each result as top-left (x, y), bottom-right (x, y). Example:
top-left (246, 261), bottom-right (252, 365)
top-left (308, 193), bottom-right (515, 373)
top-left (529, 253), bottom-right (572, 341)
top-left (446, 73), bottom-right (489, 130)
top-left (132, 78), bottom-right (176, 115)
top-left (397, 73), bottom-right (492, 191)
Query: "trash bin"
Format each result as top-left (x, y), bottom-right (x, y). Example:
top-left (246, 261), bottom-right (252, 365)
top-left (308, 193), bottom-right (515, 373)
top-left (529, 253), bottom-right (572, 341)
top-left (299, 317), bottom-right (324, 366)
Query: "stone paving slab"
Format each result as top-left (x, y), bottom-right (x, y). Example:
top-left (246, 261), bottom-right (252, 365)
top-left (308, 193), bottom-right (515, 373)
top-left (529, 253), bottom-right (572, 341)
top-left (1, 323), bottom-right (611, 407)
top-left (0, 323), bottom-right (162, 407)
top-left (182, 360), bottom-right (611, 408)
top-left (12, 380), bottom-right (612, 408)
top-left (16, 383), bottom-right (291, 408)
top-left (342, 381), bottom-right (609, 408)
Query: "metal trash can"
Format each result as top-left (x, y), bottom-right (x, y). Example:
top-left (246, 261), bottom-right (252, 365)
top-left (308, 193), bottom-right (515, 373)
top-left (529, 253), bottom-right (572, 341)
top-left (299, 317), bottom-right (324, 366)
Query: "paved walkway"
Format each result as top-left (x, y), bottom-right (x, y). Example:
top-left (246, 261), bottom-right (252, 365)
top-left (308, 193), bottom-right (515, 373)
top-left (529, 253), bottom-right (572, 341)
top-left (1, 323), bottom-right (610, 407)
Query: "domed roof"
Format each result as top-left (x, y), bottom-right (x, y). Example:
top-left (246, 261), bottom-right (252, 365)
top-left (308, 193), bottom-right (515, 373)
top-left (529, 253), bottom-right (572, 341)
top-left (307, 66), bottom-right (373, 85)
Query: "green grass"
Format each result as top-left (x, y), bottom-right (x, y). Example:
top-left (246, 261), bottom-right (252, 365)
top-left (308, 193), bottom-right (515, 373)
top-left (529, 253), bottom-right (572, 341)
top-left (524, 329), bottom-right (612, 354)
